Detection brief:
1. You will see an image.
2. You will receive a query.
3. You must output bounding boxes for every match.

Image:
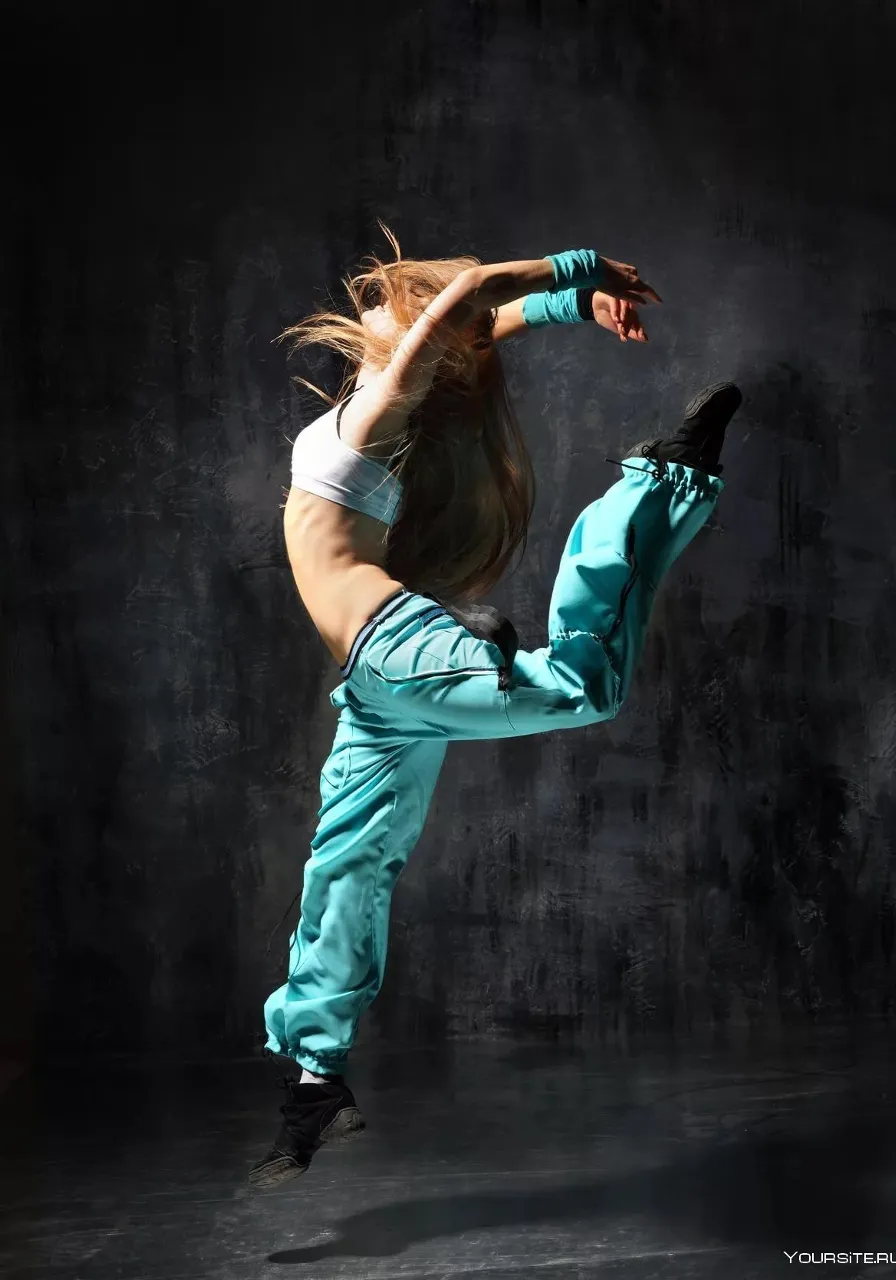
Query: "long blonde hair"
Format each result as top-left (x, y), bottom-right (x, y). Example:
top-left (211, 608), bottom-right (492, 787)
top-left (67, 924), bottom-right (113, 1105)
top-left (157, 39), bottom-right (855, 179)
top-left (280, 227), bottom-right (535, 603)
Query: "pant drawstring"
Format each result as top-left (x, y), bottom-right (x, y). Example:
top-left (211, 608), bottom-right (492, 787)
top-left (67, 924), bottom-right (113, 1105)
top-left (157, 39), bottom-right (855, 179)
top-left (605, 455), bottom-right (667, 480)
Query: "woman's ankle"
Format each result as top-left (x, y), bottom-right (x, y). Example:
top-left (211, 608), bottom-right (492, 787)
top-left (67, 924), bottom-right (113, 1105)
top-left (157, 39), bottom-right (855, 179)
top-left (299, 1067), bottom-right (329, 1085)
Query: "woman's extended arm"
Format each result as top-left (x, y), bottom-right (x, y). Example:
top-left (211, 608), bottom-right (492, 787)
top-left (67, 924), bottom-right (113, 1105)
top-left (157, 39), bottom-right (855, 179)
top-left (379, 258), bottom-right (559, 404)
top-left (339, 250), bottom-right (658, 451)
top-left (381, 250), bottom-right (658, 396)
top-left (337, 258), bottom-right (556, 452)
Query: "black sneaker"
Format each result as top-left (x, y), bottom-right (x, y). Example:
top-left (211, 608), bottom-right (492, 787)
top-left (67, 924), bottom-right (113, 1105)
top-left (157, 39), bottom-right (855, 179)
top-left (619, 382), bottom-right (742, 478)
top-left (248, 1074), bottom-right (366, 1190)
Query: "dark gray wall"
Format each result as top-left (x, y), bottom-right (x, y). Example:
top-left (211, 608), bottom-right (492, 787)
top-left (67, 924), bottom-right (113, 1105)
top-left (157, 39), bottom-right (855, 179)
top-left (3, 0), bottom-right (895, 1059)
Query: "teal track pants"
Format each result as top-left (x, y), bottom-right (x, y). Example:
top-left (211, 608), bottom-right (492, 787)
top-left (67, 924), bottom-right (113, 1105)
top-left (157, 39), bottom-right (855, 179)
top-left (263, 457), bottom-right (725, 1075)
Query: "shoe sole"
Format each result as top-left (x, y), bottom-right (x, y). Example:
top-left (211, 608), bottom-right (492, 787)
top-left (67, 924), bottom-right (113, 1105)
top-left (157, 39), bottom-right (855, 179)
top-left (248, 1107), bottom-right (366, 1191)
top-left (248, 1154), bottom-right (310, 1190)
top-left (321, 1105), bottom-right (366, 1145)
top-left (683, 382), bottom-right (742, 420)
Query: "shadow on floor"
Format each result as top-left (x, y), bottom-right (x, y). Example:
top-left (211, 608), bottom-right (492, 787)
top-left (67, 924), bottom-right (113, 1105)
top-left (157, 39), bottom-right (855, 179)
top-left (269, 1109), bottom-right (893, 1264)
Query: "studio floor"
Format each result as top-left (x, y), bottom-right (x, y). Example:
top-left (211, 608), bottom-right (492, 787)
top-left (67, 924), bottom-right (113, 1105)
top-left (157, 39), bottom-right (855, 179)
top-left (2, 1030), bottom-right (895, 1280)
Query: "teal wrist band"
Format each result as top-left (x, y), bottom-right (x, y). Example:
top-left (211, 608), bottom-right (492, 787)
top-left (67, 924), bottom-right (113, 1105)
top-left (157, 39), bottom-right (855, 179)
top-left (522, 287), bottom-right (595, 328)
top-left (547, 249), bottom-right (605, 291)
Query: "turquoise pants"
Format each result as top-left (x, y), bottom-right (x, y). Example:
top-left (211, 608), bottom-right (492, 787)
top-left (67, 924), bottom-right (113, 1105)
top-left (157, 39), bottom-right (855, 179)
top-left (263, 457), bottom-right (724, 1075)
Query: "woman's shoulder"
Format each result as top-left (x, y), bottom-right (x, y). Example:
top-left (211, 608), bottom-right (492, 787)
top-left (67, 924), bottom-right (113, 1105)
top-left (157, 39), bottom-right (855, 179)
top-left (296, 398), bottom-right (340, 436)
top-left (299, 373), bottom-right (376, 435)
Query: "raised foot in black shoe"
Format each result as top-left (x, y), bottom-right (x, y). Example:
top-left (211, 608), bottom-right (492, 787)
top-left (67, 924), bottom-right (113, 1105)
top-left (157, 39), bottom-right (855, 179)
top-left (617, 382), bottom-right (743, 478)
top-left (248, 1074), bottom-right (366, 1190)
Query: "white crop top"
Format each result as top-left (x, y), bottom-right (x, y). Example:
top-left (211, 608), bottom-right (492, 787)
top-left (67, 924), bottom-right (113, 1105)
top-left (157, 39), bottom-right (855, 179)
top-left (290, 398), bottom-right (403, 527)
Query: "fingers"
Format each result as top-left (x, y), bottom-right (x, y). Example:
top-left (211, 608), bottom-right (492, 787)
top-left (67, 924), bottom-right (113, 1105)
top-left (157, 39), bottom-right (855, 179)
top-left (625, 269), bottom-right (661, 303)
top-left (594, 278), bottom-right (650, 341)
top-left (621, 289), bottom-right (658, 307)
top-left (636, 281), bottom-right (663, 304)
top-left (618, 299), bottom-right (648, 343)
top-left (604, 259), bottom-right (662, 305)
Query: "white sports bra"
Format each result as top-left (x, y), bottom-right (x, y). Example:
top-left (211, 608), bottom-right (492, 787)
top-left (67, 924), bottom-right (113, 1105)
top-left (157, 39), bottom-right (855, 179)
top-left (290, 396), bottom-right (403, 527)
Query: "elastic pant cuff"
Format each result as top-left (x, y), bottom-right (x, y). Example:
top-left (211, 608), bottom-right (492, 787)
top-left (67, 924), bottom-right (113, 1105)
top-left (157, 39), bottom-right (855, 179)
top-left (264, 1035), bottom-right (348, 1079)
top-left (294, 1052), bottom-right (348, 1079)
top-left (615, 455), bottom-right (726, 496)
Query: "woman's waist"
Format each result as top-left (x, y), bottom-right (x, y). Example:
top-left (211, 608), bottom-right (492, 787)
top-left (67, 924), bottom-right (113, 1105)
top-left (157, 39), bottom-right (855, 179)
top-left (293, 561), bottom-right (409, 666)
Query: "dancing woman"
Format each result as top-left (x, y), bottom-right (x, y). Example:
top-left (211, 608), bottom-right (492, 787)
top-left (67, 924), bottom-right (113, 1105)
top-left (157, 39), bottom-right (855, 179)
top-left (251, 233), bottom-right (741, 1187)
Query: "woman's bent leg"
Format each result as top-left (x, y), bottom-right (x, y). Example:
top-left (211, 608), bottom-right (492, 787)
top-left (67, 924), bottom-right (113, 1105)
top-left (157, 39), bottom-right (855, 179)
top-left (263, 726), bottom-right (447, 1075)
top-left (351, 458), bottom-right (724, 740)
top-left (540, 455), bottom-right (725, 718)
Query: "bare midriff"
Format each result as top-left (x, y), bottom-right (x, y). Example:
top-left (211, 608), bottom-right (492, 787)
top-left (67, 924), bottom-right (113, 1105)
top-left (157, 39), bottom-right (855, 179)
top-left (283, 486), bottom-right (405, 667)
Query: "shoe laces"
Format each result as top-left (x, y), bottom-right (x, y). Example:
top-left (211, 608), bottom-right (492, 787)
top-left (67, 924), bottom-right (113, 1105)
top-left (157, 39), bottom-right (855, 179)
top-left (274, 1074), bottom-right (309, 1120)
top-left (274, 1073), bottom-right (300, 1092)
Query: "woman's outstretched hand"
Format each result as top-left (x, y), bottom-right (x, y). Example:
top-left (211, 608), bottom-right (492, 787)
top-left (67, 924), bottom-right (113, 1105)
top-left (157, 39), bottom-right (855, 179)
top-left (593, 257), bottom-right (660, 343)
top-left (599, 257), bottom-right (662, 306)
top-left (591, 291), bottom-right (648, 343)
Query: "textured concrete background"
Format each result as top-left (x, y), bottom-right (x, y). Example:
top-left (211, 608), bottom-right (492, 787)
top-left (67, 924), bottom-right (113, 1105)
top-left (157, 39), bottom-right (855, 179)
top-left (3, 0), bottom-right (895, 1059)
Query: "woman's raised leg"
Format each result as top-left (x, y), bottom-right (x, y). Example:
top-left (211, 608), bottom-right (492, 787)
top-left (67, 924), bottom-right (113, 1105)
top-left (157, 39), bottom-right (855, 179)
top-left (351, 456), bottom-right (724, 740)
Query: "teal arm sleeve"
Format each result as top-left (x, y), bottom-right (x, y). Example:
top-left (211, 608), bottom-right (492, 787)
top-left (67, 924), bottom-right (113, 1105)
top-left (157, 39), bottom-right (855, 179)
top-left (521, 287), bottom-right (595, 329)
top-left (547, 249), bottom-right (605, 291)
top-left (519, 249), bottom-right (604, 327)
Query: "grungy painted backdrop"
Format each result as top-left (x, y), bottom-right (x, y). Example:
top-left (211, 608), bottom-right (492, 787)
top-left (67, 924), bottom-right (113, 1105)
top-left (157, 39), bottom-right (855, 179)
top-left (3, 0), bottom-right (896, 1058)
